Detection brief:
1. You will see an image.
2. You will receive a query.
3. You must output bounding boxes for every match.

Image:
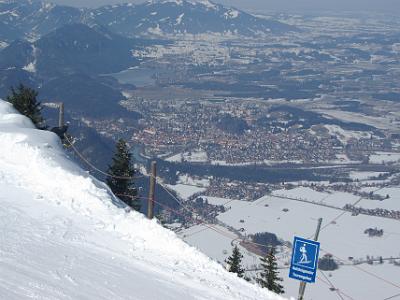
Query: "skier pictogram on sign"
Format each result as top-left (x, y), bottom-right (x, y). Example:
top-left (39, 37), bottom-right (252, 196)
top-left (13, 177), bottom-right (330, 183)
top-left (289, 237), bottom-right (320, 283)
top-left (299, 243), bottom-right (310, 264)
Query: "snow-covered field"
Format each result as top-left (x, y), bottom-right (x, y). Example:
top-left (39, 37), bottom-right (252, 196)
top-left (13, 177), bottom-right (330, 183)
top-left (166, 183), bottom-right (206, 199)
top-left (281, 263), bottom-right (400, 300)
top-left (360, 186), bottom-right (400, 211)
top-left (369, 151), bottom-right (400, 164)
top-left (132, 39), bottom-right (232, 66)
top-left (0, 100), bottom-right (286, 300)
top-left (181, 224), bottom-right (260, 267)
top-left (166, 150), bottom-right (208, 163)
top-left (317, 109), bottom-right (395, 130)
top-left (166, 174), bottom-right (210, 200)
top-left (324, 124), bottom-right (370, 143)
top-left (349, 171), bottom-right (388, 181)
top-left (272, 187), bottom-right (358, 208)
top-left (181, 187), bottom-right (400, 300)
top-left (200, 192), bottom-right (400, 259)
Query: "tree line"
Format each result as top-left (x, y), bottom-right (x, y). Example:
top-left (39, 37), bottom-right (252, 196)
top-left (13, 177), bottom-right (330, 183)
top-left (226, 245), bottom-right (284, 295)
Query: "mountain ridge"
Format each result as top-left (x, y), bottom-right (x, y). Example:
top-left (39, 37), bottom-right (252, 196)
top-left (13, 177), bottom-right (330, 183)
top-left (92, 0), bottom-right (298, 37)
top-left (0, 0), bottom-right (298, 43)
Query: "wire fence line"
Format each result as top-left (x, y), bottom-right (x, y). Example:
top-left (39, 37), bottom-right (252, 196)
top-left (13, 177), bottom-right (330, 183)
top-left (63, 133), bottom-right (400, 296)
top-left (64, 134), bottom-right (147, 180)
top-left (383, 293), bottom-right (400, 300)
top-left (319, 271), bottom-right (347, 300)
top-left (317, 273), bottom-right (355, 300)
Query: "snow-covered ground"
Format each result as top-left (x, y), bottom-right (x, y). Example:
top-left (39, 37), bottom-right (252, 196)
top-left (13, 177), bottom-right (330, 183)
top-left (349, 171), bottom-right (388, 181)
top-left (0, 100), bottom-right (286, 300)
top-left (359, 186), bottom-right (400, 211)
top-left (166, 183), bottom-right (206, 199)
top-left (198, 193), bottom-right (400, 259)
top-left (369, 151), bottom-right (400, 164)
top-left (0, 41), bottom-right (8, 49)
top-left (166, 174), bottom-right (210, 200)
top-left (132, 39), bottom-right (232, 66)
top-left (281, 263), bottom-right (400, 300)
top-left (317, 109), bottom-right (395, 130)
top-left (166, 150), bottom-right (208, 163)
top-left (211, 159), bottom-right (304, 166)
top-left (324, 124), bottom-right (370, 143)
top-left (181, 224), bottom-right (260, 268)
top-left (181, 188), bottom-right (400, 300)
top-left (272, 187), bottom-right (359, 208)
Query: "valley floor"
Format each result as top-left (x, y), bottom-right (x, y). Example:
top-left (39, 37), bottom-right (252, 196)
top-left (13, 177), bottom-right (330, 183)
top-left (177, 190), bottom-right (400, 300)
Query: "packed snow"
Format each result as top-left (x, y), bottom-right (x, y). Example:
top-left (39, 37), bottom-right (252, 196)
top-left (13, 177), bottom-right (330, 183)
top-left (0, 99), bottom-right (286, 300)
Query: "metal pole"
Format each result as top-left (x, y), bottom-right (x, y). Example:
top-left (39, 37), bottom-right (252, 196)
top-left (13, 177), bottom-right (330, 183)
top-left (313, 218), bottom-right (323, 241)
top-left (147, 161), bottom-right (157, 219)
top-left (58, 102), bottom-right (64, 128)
top-left (298, 218), bottom-right (323, 300)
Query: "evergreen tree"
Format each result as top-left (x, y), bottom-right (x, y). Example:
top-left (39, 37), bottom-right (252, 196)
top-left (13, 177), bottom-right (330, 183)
top-left (225, 246), bottom-right (245, 278)
top-left (257, 247), bottom-right (284, 294)
top-left (6, 84), bottom-right (45, 129)
top-left (318, 254), bottom-right (339, 271)
top-left (107, 139), bottom-right (140, 211)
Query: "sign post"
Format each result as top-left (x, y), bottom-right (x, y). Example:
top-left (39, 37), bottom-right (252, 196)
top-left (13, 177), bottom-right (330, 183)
top-left (289, 218), bottom-right (322, 300)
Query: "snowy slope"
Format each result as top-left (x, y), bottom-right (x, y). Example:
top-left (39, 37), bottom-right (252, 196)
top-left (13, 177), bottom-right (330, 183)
top-left (0, 99), bottom-right (287, 300)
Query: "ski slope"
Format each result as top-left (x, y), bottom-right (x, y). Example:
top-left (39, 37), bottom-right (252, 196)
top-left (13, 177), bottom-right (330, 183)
top-left (0, 100), bottom-right (287, 300)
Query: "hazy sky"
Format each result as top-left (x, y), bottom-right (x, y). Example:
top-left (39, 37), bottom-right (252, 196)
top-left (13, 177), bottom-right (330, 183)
top-left (52, 0), bottom-right (400, 13)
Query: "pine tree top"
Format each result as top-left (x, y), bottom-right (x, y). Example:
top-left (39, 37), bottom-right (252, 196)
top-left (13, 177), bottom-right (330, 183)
top-left (257, 247), bottom-right (284, 294)
top-left (6, 84), bottom-right (45, 129)
top-left (107, 139), bottom-right (140, 211)
top-left (226, 246), bottom-right (245, 278)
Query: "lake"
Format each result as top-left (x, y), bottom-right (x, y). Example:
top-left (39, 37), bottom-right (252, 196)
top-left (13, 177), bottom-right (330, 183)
top-left (110, 67), bottom-right (156, 87)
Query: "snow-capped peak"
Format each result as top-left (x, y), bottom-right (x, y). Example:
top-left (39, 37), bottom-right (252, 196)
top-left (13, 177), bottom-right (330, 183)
top-left (191, 0), bottom-right (218, 10)
top-left (224, 8), bottom-right (240, 19)
top-left (147, 0), bottom-right (218, 10)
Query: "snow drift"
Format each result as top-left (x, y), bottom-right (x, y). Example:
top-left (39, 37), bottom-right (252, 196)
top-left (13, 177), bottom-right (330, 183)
top-left (0, 99), bottom-right (287, 300)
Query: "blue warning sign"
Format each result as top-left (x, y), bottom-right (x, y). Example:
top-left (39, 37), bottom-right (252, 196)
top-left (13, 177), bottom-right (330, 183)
top-left (289, 236), bottom-right (320, 283)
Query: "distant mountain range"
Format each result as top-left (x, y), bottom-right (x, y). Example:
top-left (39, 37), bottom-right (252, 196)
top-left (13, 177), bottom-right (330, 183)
top-left (0, 0), bottom-right (298, 43)
top-left (0, 22), bottom-right (144, 120)
top-left (0, 23), bottom-right (140, 77)
top-left (0, 1), bottom-right (85, 42)
top-left (92, 0), bottom-right (298, 37)
top-left (0, 0), bottom-right (298, 174)
top-left (0, 0), bottom-right (298, 101)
